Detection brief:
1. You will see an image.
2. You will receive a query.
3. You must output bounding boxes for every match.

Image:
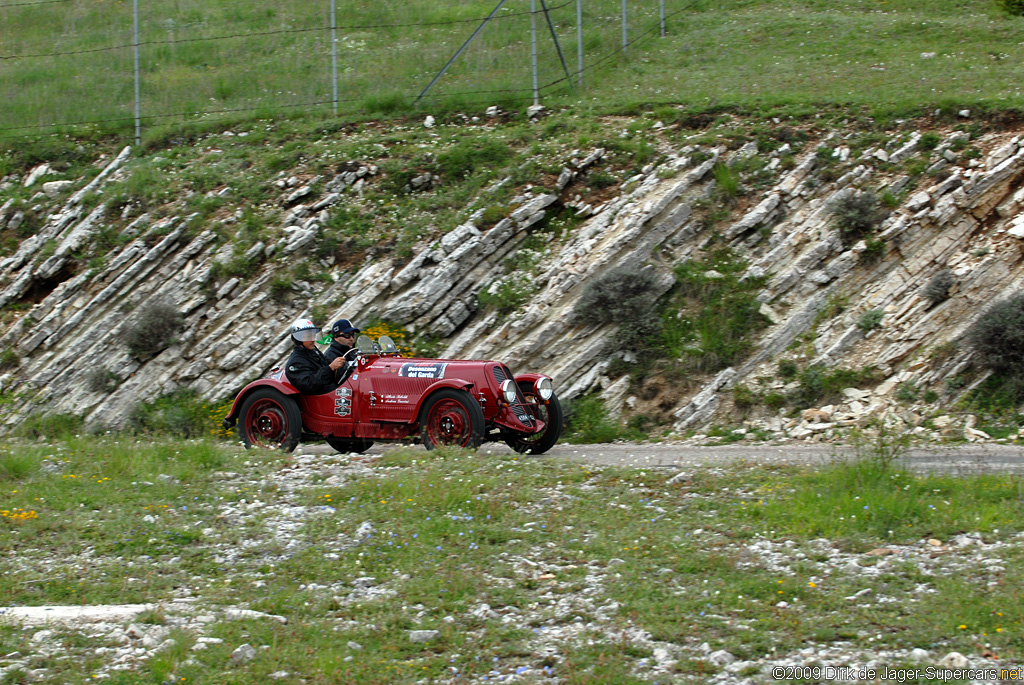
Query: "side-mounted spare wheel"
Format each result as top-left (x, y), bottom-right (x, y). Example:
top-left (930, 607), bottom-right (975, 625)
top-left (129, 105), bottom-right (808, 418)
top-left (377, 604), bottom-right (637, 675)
top-left (238, 388), bottom-right (302, 452)
top-left (503, 381), bottom-right (563, 454)
top-left (419, 388), bottom-right (485, 450)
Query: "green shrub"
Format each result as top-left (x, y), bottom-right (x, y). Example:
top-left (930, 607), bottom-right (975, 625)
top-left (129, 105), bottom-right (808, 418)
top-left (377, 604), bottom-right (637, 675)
top-left (732, 384), bottom-right (756, 411)
top-left (788, 365), bottom-right (880, 410)
top-left (712, 162), bottom-right (741, 199)
top-left (963, 374), bottom-right (1024, 412)
top-left (480, 205), bottom-right (507, 226)
top-left (857, 309), bottom-right (885, 332)
top-left (269, 275), bottom-right (293, 302)
top-left (574, 267), bottom-right (664, 343)
top-left (587, 169), bottom-right (618, 189)
top-left (86, 368), bottom-right (121, 394)
top-left (14, 413), bottom-right (85, 440)
top-left (777, 359), bottom-right (798, 380)
top-left (0, 449), bottom-right (41, 481)
top-left (921, 269), bottom-right (955, 304)
top-left (967, 293), bottom-right (1024, 404)
top-left (662, 251), bottom-right (769, 373)
top-left (861, 237), bottom-right (887, 263)
top-left (478, 277), bottom-right (536, 315)
top-left (919, 132), bottom-right (941, 150)
top-left (436, 139), bottom-right (511, 180)
top-left (829, 191), bottom-right (887, 246)
top-left (127, 390), bottom-right (215, 438)
top-left (209, 254), bottom-right (256, 283)
top-left (562, 395), bottom-right (622, 444)
top-left (125, 302), bottom-right (185, 361)
top-left (896, 382), bottom-right (918, 403)
top-left (996, 0), bottom-right (1024, 15)
top-left (0, 347), bottom-right (19, 370)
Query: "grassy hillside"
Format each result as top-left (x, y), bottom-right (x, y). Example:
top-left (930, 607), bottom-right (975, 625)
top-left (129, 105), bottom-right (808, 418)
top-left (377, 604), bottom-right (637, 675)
top-left (0, 0), bottom-right (1022, 143)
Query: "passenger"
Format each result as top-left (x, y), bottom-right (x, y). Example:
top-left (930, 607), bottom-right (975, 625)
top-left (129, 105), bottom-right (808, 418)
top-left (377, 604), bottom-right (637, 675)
top-left (285, 319), bottom-right (345, 394)
top-left (324, 319), bottom-right (360, 364)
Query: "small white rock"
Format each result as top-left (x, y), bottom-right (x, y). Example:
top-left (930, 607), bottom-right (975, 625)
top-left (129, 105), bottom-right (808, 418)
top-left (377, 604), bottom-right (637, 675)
top-left (409, 630), bottom-right (440, 643)
top-left (938, 651), bottom-right (968, 669)
top-left (229, 643), bottom-right (257, 666)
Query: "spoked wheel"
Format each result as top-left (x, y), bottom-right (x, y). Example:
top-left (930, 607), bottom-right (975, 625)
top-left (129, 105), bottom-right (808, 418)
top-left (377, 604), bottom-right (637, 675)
top-left (419, 389), bottom-right (485, 450)
top-left (238, 388), bottom-right (302, 452)
top-left (326, 436), bottom-right (375, 454)
top-left (503, 383), bottom-right (564, 455)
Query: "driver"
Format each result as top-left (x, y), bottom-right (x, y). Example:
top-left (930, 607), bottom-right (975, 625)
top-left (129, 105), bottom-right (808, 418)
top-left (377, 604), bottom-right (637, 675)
top-left (285, 319), bottom-right (345, 394)
top-left (324, 319), bottom-right (360, 364)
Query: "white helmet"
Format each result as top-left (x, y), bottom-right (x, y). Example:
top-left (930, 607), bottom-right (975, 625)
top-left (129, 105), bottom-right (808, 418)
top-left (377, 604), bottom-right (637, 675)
top-left (290, 318), bottom-right (321, 343)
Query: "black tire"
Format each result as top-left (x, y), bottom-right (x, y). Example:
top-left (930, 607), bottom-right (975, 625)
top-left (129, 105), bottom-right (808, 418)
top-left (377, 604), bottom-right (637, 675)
top-left (503, 383), bottom-right (563, 455)
top-left (238, 388), bottom-right (302, 452)
top-left (419, 388), bottom-right (485, 450)
top-left (326, 436), bottom-right (375, 454)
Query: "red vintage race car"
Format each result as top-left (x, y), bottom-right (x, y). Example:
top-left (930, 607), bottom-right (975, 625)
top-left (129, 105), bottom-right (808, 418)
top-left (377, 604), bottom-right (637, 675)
top-left (222, 334), bottom-right (563, 454)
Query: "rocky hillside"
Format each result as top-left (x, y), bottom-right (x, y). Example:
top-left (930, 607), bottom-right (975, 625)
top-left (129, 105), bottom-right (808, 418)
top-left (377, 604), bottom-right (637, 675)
top-left (0, 110), bottom-right (1022, 441)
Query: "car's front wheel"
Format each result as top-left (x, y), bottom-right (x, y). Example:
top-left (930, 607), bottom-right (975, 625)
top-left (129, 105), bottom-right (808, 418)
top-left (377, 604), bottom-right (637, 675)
top-left (326, 436), bottom-right (375, 454)
top-left (238, 388), bottom-right (302, 452)
top-left (419, 389), bottom-right (485, 450)
top-left (503, 383), bottom-right (563, 455)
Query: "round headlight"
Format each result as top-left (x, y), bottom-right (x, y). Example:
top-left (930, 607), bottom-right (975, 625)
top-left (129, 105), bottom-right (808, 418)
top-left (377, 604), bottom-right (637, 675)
top-left (500, 379), bottom-right (517, 403)
top-left (536, 377), bottom-right (553, 401)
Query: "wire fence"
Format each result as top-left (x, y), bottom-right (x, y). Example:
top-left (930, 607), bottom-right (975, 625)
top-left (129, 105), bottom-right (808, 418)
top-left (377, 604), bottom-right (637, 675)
top-left (0, 0), bottom-right (699, 143)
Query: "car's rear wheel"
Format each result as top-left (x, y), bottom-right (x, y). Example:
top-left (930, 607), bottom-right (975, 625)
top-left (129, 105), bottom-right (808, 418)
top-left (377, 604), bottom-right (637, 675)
top-left (419, 389), bottom-right (484, 450)
top-left (326, 436), bottom-right (375, 454)
top-left (503, 383), bottom-right (563, 455)
top-left (239, 388), bottom-right (302, 452)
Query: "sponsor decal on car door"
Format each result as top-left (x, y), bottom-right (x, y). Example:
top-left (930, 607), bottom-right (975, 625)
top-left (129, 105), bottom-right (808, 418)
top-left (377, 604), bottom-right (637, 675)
top-left (398, 362), bottom-right (449, 379)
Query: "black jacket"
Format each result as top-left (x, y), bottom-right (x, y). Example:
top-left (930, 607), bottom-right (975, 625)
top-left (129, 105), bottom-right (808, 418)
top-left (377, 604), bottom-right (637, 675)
top-left (285, 343), bottom-right (341, 394)
top-left (324, 339), bottom-right (353, 364)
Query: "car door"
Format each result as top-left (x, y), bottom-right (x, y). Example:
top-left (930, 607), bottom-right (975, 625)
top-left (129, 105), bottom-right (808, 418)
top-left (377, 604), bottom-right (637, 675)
top-left (296, 376), bottom-right (359, 436)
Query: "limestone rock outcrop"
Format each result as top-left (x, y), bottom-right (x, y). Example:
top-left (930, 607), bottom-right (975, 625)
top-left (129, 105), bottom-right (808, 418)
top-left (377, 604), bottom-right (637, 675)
top-left (0, 122), bottom-right (1021, 439)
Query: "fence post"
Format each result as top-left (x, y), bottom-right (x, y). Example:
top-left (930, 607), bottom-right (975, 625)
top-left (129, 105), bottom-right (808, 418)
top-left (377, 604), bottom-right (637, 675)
top-left (531, 0), bottom-right (539, 106)
top-left (133, 0), bottom-right (141, 147)
top-left (660, 0), bottom-right (666, 37)
top-left (576, 0), bottom-right (583, 88)
top-left (622, 0), bottom-right (628, 54)
top-left (331, 0), bottom-right (338, 115)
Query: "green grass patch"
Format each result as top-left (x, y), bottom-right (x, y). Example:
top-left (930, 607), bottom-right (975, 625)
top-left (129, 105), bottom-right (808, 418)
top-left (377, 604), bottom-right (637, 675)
top-left (662, 248), bottom-right (769, 374)
top-left (1, 438), bottom-right (1023, 681)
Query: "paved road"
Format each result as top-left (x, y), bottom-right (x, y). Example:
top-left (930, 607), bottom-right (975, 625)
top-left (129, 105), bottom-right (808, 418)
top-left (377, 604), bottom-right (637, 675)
top-left (307, 441), bottom-right (1024, 475)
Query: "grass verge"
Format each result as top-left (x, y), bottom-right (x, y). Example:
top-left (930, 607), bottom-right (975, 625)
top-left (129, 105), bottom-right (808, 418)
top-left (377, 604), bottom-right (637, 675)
top-left (0, 438), bottom-right (1021, 682)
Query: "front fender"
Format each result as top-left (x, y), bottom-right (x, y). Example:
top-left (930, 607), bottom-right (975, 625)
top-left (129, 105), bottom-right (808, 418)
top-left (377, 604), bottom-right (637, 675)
top-left (411, 378), bottom-right (475, 417)
top-left (222, 375), bottom-right (299, 428)
top-left (513, 373), bottom-right (555, 402)
top-left (514, 372), bottom-right (547, 387)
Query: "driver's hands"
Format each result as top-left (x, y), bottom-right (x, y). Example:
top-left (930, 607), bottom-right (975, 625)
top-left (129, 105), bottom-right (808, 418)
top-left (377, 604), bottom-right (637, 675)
top-left (329, 357), bottom-right (345, 371)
